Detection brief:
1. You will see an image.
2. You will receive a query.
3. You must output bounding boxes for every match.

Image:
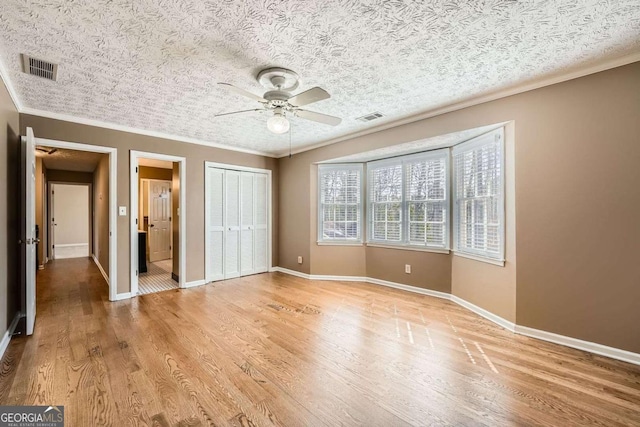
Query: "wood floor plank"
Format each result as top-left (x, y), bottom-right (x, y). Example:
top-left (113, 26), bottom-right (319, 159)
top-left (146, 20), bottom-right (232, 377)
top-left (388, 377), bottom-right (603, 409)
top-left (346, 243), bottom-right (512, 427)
top-left (1, 258), bottom-right (639, 426)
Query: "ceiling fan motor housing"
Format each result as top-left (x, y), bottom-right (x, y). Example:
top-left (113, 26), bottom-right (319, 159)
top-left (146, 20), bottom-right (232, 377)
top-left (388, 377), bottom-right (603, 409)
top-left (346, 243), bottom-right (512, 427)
top-left (263, 90), bottom-right (291, 109)
top-left (257, 67), bottom-right (300, 91)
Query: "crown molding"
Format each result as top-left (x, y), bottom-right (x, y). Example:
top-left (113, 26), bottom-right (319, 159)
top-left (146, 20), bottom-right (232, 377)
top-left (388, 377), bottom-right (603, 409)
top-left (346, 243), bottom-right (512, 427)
top-left (275, 52), bottom-right (640, 158)
top-left (3, 49), bottom-right (638, 159)
top-left (0, 56), bottom-right (22, 111)
top-left (20, 107), bottom-right (277, 158)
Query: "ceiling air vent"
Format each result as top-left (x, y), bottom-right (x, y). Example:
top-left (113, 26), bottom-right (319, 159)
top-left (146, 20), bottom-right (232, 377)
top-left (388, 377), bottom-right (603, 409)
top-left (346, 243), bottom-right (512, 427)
top-left (22, 54), bottom-right (58, 81)
top-left (356, 112), bottom-right (384, 122)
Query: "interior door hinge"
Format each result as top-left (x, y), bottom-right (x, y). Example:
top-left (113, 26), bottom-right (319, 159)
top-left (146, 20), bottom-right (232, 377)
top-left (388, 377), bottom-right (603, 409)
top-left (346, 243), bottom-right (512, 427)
top-left (136, 218), bottom-right (138, 225)
top-left (136, 270), bottom-right (138, 276)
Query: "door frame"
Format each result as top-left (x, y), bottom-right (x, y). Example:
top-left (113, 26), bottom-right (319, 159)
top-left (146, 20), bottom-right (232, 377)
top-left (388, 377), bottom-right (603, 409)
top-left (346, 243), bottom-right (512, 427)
top-left (130, 151), bottom-right (186, 295)
top-left (204, 161), bottom-right (273, 283)
top-left (33, 137), bottom-right (118, 301)
top-left (49, 181), bottom-right (92, 260)
top-left (141, 178), bottom-right (173, 263)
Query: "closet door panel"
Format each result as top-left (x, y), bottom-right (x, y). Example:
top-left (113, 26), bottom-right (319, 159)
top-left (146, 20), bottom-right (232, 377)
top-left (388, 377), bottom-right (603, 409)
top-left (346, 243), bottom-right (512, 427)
top-left (224, 170), bottom-right (241, 279)
top-left (206, 168), bottom-right (225, 281)
top-left (254, 173), bottom-right (268, 273)
top-left (240, 172), bottom-right (255, 275)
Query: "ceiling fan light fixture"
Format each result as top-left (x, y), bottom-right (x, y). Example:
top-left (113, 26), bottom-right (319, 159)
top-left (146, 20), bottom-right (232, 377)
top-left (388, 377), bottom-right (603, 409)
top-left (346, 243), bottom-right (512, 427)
top-left (267, 112), bottom-right (290, 134)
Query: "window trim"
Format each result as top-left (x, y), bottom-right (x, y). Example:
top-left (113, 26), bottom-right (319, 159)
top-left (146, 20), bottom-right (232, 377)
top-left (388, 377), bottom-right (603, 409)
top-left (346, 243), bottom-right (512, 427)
top-left (366, 149), bottom-right (450, 250)
top-left (317, 163), bottom-right (364, 245)
top-left (452, 128), bottom-right (505, 263)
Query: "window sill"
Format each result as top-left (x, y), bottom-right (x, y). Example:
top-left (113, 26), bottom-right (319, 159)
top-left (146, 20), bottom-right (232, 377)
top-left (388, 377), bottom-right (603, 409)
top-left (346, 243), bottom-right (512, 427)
top-left (365, 243), bottom-right (450, 254)
top-left (453, 251), bottom-right (505, 267)
top-left (317, 241), bottom-right (364, 246)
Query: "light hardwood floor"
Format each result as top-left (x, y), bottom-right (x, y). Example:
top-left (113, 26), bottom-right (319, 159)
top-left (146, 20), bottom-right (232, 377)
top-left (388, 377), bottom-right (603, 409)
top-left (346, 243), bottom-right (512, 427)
top-left (1, 258), bottom-right (639, 426)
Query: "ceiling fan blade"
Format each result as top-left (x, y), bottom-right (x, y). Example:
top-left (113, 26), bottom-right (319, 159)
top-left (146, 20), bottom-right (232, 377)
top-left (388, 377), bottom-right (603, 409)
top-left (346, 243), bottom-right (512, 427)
top-left (215, 109), bottom-right (262, 117)
top-left (288, 87), bottom-right (330, 107)
top-left (217, 83), bottom-right (267, 103)
top-left (296, 109), bottom-right (342, 126)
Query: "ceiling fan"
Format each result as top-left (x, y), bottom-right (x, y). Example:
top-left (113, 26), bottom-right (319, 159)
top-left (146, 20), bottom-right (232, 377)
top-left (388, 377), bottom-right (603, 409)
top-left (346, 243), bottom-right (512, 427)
top-left (216, 67), bottom-right (341, 134)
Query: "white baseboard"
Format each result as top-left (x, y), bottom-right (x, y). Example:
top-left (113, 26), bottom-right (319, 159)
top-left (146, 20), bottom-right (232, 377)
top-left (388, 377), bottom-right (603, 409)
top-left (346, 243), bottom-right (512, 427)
top-left (272, 267), bottom-right (311, 279)
top-left (515, 325), bottom-right (640, 366)
top-left (184, 279), bottom-right (206, 288)
top-left (0, 313), bottom-right (21, 363)
top-left (114, 292), bottom-right (132, 301)
top-left (54, 243), bottom-right (89, 259)
top-left (92, 255), bottom-right (109, 285)
top-left (365, 276), bottom-right (451, 301)
top-left (273, 267), bottom-right (639, 366)
top-left (451, 295), bottom-right (516, 332)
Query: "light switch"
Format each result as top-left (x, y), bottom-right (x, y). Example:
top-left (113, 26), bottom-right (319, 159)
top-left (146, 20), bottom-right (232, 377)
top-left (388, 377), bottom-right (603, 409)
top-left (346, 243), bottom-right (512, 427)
top-left (119, 206), bottom-right (127, 216)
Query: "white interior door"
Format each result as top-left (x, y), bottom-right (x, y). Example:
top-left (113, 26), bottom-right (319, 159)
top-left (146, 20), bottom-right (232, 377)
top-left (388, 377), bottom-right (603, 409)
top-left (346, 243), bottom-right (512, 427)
top-left (240, 172), bottom-right (255, 276)
top-left (206, 168), bottom-right (225, 282)
top-left (224, 171), bottom-right (241, 279)
top-left (148, 180), bottom-right (172, 262)
top-left (24, 128), bottom-right (37, 335)
top-left (254, 173), bottom-right (268, 273)
top-left (51, 184), bottom-right (90, 259)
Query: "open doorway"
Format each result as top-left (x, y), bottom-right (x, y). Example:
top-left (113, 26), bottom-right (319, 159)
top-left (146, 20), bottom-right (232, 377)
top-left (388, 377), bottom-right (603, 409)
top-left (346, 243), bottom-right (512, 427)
top-left (137, 159), bottom-right (176, 294)
top-left (130, 152), bottom-right (186, 295)
top-left (33, 136), bottom-right (117, 302)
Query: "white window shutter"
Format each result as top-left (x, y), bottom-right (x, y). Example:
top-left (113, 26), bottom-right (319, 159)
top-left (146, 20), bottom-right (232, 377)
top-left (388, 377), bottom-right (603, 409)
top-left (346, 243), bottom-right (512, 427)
top-left (367, 150), bottom-right (449, 248)
top-left (317, 164), bottom-right (363, 242)
top-left (368, 161), bottom-right (403, 242)
top-left (453, 128), bottom-right (504, 261)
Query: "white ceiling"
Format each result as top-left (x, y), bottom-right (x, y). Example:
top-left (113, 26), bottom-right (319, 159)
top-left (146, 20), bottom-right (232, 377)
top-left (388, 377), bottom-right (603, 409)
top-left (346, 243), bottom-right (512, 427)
top-left (37, 146), bottom-right (104, 172)
top-left (1, 1), bottom-right (639, 157)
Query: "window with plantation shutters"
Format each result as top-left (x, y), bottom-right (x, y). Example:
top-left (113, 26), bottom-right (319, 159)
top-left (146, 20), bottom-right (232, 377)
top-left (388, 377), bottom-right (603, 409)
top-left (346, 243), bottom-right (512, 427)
top-left (318, 164), bottom-right (363, 242)
top-left (367, 150), bottom-right (449, 249)
top-left (453, 129), bottom-right (504, 261)
top-left (406, 154), bottom-right (448, 247)
top-left (370, 162), bottom-right (403, 242)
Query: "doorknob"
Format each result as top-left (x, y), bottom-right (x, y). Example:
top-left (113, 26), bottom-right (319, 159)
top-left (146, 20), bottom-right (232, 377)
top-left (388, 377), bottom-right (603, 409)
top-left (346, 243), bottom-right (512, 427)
top-left (149, 224), bottom-right (155, 227)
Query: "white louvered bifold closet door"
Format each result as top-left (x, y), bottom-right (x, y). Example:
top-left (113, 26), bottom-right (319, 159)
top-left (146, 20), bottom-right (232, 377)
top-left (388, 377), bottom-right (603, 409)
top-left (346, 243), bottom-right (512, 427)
top-left (224, 171), bottom-right (241, 279)
top-left (240, 172), bottom-right (255, 276)
top-left (254, 173), bottom-right (268, 273)
top-left (206, 168), bottom-right (225, 282)
top-left (207, 167), bottom-right (269, 282)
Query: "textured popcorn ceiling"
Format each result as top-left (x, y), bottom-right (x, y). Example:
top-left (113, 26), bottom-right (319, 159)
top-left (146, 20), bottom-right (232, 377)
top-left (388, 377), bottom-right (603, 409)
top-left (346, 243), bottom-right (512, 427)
top-left (0, 1), bottom-right (639, 156)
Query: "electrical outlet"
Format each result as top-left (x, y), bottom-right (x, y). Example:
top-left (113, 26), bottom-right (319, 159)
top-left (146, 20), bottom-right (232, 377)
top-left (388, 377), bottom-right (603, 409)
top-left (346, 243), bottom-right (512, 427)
top-left (405, 264), bottom-right (411, 274)
top-left (297, 256), bottom-right (303, 264)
